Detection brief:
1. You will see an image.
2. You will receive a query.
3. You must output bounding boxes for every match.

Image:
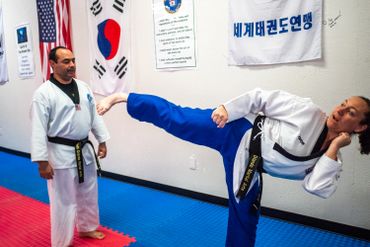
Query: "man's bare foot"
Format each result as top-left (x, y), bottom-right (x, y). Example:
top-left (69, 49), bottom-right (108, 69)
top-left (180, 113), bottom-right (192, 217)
top-left (79, 230), bottom-right (105, 240)
top-left (97, 93), bottom-right (128, 115)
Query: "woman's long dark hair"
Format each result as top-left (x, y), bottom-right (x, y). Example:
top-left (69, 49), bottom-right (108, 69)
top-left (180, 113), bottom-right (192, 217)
top-left (358, 96), bottom-right (370, 155)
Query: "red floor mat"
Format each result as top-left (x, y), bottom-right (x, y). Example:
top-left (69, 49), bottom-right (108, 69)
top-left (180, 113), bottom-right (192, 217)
top-left (0, 186), bottom-right (136, 246)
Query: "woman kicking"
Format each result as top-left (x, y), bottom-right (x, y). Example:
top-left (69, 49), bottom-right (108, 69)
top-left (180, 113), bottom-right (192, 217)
top-left (96, 88), bottom-right (369, 247)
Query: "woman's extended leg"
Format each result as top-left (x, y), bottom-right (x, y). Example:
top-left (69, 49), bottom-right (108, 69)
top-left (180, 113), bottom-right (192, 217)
top-left (126, 93), bottom-right (231, 151)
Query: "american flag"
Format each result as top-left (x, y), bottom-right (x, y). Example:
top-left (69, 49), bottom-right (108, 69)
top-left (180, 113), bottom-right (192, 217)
top-left (36, 0), bottom-right (73, 81)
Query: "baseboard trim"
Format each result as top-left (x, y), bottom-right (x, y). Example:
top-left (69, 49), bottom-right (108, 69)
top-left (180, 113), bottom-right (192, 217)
top-left (1, 147), bottom-right (369, 241)
top-left (101, 170), bottom-right (229, 206)
top-left (260, 207), bottom-right (370, 241)
top-left (0, 146), bottom-right (30, 158)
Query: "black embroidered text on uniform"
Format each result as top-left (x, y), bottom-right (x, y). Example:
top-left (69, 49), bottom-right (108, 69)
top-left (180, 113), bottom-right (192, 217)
top-left (298, 136), bottom-right (305, 145)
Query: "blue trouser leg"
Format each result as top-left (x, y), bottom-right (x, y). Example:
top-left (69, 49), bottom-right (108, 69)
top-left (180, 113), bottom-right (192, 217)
top-left (127, 93), bottom-right (230, 150)
top-left (225, 182), bottom-right (260, 247)
top-left (127, 93), bottom-right (261, 247)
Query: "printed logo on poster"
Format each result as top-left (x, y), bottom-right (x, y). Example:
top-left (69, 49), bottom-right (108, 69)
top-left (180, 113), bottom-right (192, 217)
top-left (164, 0), bottom-right (181, 14)
top-left (17, 27), bottom-right (28, 44)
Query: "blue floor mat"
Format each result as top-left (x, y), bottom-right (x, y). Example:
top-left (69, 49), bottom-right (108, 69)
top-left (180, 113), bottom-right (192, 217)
top-left (0, 151), bottom-right (369, 247)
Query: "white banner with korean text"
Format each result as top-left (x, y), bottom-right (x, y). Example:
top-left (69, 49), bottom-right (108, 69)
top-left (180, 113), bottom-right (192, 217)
top-left (229, 0), bottom-right (322, 65)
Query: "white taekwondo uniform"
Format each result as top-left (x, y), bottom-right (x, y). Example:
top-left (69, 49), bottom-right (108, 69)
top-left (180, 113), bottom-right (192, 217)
top-left (31, 77), bottom-right (110, 247)
top-left (224, 88), bottom-right (342, 201)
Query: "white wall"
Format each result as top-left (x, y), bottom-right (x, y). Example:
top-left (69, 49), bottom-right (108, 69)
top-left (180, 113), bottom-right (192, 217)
top-left (0, 0), bottom-right (369, 229)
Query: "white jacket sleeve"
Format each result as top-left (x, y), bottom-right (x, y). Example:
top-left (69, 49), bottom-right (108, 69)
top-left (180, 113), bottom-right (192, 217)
top-left (223, 88), bottom-right (310, 122)
top-left (303, 154), bottom-right (343, 198)
top-left (91, 114), bottom-right (110, 143)
top-left (30, 95), bottom-right (50, 162)
top-left (90, 92), bottom-right (110, 143)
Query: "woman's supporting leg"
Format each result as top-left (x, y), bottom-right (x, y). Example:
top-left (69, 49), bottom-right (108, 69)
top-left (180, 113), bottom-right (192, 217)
top-left (225, 181), bottom-right (261, 247)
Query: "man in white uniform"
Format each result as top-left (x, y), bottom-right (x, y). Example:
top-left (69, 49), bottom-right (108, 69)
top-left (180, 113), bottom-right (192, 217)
top-left (96, 89), bottom-right (369, 247)
top-left (31, 46), bottom-right (110, 247)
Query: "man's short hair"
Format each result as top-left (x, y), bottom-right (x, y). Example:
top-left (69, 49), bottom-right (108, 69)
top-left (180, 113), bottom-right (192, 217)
top-left (48, 46), bottom-right (68, 62)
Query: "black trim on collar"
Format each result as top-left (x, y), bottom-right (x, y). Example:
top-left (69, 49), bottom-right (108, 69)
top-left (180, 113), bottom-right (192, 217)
top-left (311, 123), bottom-right (328, 154)
top-left (49, 74), bottom-right (80, 105)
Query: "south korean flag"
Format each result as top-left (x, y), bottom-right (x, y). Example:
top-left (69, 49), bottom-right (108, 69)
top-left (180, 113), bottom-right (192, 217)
top-left (87, 0), bottom-right (133, 95)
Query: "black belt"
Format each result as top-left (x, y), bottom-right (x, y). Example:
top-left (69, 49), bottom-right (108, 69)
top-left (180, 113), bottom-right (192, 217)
top-left (47, 136), bottom-right (101, 183)
top-left (236, 115), bottom-right (265, 213)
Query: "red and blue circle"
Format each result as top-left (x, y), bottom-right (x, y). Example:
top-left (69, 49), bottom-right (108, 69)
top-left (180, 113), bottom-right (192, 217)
top-left (97, 19), bottom-right (121, 60)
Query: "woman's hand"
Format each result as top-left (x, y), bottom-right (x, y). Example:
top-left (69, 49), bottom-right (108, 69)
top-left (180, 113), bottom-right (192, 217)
top-left (326, 132), bottom-right (351, 161)
top-left (331, 132), bottom-right (352, 149)
top-left (211, 105), bottom-right (228, 128)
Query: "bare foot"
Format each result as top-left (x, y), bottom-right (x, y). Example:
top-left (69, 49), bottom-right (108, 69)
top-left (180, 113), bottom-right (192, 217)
top-left (97, 93), bottom-right (128, 115)
top-left (79, 230), bottom-right (105, 240)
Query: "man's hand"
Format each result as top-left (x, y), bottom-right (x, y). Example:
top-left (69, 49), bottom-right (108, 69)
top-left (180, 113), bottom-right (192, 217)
top-left (211, 105), bottom-right (229, 128)
top-left (38, 161), bottom-right (54, 180)
top-left (98, 142), bottom-right (107, 159)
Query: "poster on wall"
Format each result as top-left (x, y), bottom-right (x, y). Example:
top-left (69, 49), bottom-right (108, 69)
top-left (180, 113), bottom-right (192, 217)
top-left (15, 24), bottom-right (35, 79)
top-left (153, 0), bottom-right (196, 70)
top-left (87, 0), bottom-right (133, 96)
top-left (0, 3), bottom-right (9, 85)
top-left (229, 0), bottom-right (322, 65)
